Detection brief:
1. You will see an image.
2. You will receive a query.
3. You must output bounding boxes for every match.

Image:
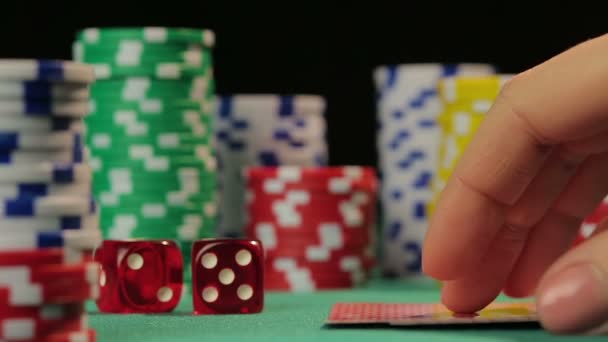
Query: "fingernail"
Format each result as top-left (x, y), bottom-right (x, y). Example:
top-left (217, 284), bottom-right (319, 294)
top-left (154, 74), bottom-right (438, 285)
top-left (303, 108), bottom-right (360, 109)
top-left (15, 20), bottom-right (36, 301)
top-left (537, 263), bottom-right (608, 334)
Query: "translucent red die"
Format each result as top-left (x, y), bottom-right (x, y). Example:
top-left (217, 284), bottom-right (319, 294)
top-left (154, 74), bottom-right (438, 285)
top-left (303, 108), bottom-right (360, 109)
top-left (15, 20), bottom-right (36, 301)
top-left (192, 238), bottom-right (264, 314)
top-left (94, 239), bottom-right (183, 313)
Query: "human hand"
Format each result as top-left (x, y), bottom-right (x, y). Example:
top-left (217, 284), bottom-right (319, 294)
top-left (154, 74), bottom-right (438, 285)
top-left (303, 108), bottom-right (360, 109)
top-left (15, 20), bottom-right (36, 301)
top-left (422, 34), bottom-right (608, 335)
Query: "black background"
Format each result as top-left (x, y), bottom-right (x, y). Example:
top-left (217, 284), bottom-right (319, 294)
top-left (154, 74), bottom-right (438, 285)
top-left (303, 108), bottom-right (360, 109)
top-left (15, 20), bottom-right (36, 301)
top-left (1, 2), bottom-right (606, 167)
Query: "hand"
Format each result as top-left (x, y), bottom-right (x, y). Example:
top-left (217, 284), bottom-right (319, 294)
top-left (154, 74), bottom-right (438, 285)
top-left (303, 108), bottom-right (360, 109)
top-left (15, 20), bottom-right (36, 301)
top-left (422, 33), bottom-right (608, 335)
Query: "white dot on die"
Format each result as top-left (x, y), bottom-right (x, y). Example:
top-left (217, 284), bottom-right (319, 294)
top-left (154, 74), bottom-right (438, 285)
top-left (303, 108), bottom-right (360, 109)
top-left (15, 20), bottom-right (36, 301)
top-left (202, 286), bottom-right (219, 303)
top-left (218, 268), bottom-right (235, 285)
top-left (99, 269), bottom-right (106, 287)
top-left (237, 284), bottom-right (253, 301)
top-left (235, 249), bottom-right (252, 266)
top-left (127, 253), bottom-right (144, 270)
top-left (157, 287), bottom-right (174, 302)
top-left (201, 253), bottom-right (218, 269)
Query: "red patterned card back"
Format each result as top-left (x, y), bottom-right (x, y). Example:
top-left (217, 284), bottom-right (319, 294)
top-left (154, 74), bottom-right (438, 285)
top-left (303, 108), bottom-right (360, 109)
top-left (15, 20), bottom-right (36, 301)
top-left (326, 302), bottom-right (537, 326)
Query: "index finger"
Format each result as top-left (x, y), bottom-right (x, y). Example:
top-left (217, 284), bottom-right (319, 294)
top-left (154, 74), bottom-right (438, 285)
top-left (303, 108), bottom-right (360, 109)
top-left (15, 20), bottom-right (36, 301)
top-left (422, 34), bottom-right (608, 280)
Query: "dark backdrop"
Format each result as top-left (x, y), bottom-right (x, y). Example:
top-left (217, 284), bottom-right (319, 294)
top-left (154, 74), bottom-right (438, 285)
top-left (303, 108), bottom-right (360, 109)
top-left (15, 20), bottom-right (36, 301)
top-left (1, 2), bottom-right (606, 167)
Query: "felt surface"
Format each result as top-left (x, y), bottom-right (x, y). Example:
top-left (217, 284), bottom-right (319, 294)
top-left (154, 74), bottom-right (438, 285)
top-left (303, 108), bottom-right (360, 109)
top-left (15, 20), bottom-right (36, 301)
top-left (89, 277), bottom-right (603, 341)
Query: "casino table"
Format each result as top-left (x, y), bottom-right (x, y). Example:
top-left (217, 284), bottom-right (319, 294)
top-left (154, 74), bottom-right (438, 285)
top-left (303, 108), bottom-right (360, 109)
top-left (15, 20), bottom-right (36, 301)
top-left (89, 277), bottom-right (604, 341)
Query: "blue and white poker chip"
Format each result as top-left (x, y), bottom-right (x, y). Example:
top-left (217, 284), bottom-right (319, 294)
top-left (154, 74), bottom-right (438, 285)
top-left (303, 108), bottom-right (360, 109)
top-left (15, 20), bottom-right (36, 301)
top-left (0, 116), bottom-right (84, 133)
top-left (0, 195), bottom-right (95, 217)
top-left (0, 59), bottom-right (95, 83)
top-left (0, 213), bottom-right (98, 231)
top-left (0, 182), bottom-right (90, 199)
top-left (0, 98), bottom-right (89, 117)
top-left (0, 162), bottom-right (92, 183)
top-left (0, 131), bottom-right (82, 151)
top-left (0, 80), bottom-right (90, 100)
top-left (0, 147), bottom-right (84, 164)
top-left (0, 228), bottom-right (102, 251)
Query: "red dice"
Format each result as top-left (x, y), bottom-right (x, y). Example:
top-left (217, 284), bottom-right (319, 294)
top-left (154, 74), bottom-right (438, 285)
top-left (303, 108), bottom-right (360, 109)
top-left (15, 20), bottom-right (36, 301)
top-left (192, 238), bottom-right (264, 314)
top-left (94, 239), bottom-right (183, 313)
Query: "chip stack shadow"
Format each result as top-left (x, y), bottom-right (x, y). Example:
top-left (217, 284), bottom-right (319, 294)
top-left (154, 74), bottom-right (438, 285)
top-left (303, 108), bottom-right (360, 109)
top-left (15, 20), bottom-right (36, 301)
top-left (0, 59), bottom-right (101, 341)
top-left (73, 27), bottom-right (218, 292)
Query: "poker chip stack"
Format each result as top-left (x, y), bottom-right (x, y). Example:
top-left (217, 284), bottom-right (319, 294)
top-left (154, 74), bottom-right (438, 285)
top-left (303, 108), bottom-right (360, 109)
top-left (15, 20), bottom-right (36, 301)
top-left (244, 166), bottom-right (377, 292)
top-left (573, 195), bottom-right (608, 246)
top-left (373, 64), bottom-right (495, 277)
top-left (0, 60), bottom-right (101, 341)
top-left (73, 27), bottom-right (218, 287)
top-left (215, 95), bottom-right (328, 238)
top-left (429, 74), bottom-right (513, 213)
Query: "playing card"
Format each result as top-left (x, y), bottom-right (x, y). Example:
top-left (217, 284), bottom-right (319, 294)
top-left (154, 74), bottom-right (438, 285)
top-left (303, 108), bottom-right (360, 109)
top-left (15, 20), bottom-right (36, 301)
top-left (326, 302), bottom-right (537, 326)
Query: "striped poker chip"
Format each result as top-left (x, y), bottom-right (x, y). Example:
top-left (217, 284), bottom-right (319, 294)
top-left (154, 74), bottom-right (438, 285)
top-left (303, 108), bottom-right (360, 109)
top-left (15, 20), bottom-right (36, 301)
top-left (0, 249), bottom-right (93, 267)
top-left (246, 166), bottom-right (375, 182)
top-left (0, 314), bottom-right (88, 341)
top-left (245, 168), bottom-right (377, 195)
top-left (265, 274), bottom-right (364, 291)
top-left (0, 263), bottom-right (100, 306)
top-left (0, 81), bottom-right (90, 101)
top-left (0, 147), bottom-right (85, 165)
top-left (264, 257), bottom-right (369, 291)
top-left (0, 60), bottom-right (95, 83)
top-left (573, 196), bottom-right (608, 246)
top-left (245, 166), bottom-right (377, 291)
top-left (0, 298), bottom-right (86, 340)
top-left (0, 162), bottom-right (92, 184)
top-left (0, 213), bottom-right (99, 232)
top-left (3, 328), bottom-right (97, 342)
top-left (0, 195), bottom-right (96, 217)
top-left (0, 279), bottom-right (98, 307)
top-left (0, 301), bottom-right (84, 319)
top-left (251, 222), bottom-right (373, 248)
top-left (0, 182), bottom-right (91, 199)
top-left (0, 229), bottom-right (102, 252)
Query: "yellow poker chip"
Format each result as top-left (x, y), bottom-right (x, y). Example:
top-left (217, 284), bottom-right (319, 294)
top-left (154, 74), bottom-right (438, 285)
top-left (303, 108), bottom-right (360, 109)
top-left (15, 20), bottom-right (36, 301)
top-left (438, 74), bottom-right (514, 103)
top-left (430, 75), bottom-right (511, 213)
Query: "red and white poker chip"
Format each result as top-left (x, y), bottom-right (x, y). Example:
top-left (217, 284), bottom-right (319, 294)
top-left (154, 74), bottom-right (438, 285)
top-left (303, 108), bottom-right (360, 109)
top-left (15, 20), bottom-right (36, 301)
top-left (0, 301), bottom-right (84, 319)
top-left (0, 262), bottom-right (100, 306)
top-left (246, 166), bottom-right (378, 194)
top-left (0, 262), bottom-right (100, 285)
top-left (573, 200), bottom-right (608, 247)
top-left (0, 282), bottom-right (99, 306)
top-left (0, 249), bottom-right (93, 267)
top-left (245, 166), bottom-right (377, 291)
top-left (6, 328), bottom-right (97, 342)
top-left (0, 313), bottom-right (87, 340)
top-left (265, 271), bottom-right (369, 291)
top-left (245, 166), bottom-right (377, 180)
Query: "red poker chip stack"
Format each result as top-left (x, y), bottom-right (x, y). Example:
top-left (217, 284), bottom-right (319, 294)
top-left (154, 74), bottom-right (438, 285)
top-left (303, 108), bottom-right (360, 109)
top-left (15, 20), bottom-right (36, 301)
top-left (572, 196), bottom-right (608, 247)
top-left (0, 249), bottom-right (100, 342)
top-left (244, 166), bottom-right (378, 291)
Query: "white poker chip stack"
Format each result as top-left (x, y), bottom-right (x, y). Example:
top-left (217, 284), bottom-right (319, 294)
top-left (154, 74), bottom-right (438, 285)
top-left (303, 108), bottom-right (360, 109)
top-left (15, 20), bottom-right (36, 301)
top-left (215, 94), bottom-right (328, 237)
top-left (374, 64), bottom-right (495, 277)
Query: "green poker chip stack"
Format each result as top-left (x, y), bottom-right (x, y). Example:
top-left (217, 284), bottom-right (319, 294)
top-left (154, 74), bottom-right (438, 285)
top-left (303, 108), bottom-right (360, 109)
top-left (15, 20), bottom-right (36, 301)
top-left (74, 27), bottom-right (218, 286)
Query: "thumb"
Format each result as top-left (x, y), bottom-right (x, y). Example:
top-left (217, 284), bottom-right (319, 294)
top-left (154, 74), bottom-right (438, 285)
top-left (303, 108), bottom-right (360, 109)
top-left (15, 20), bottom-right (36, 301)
top-left (535, 225), bottom-right (608, 335)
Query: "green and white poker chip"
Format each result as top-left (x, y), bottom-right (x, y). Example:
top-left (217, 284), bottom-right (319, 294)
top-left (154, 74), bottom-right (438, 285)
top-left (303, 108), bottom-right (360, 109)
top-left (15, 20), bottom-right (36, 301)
top-left (75, 27), bottom-right (218, 249)
top-left (77, 27), bottom-right (215, 47)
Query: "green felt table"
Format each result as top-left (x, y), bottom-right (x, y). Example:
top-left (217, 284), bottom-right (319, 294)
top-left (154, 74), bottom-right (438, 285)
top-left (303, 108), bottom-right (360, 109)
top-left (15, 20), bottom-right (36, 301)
top-left (89, 277), bottom-right (604, 341)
